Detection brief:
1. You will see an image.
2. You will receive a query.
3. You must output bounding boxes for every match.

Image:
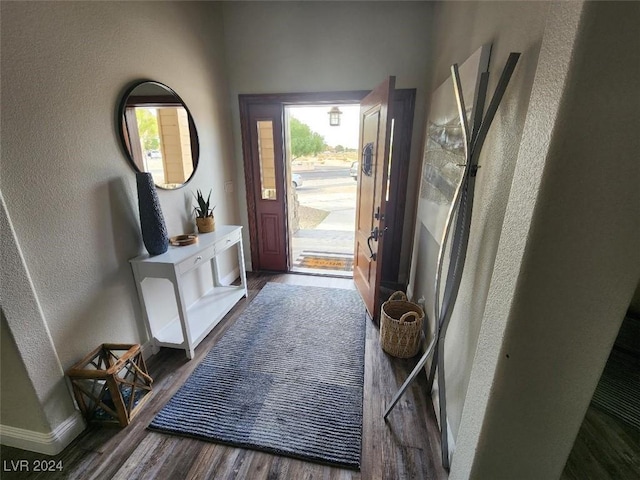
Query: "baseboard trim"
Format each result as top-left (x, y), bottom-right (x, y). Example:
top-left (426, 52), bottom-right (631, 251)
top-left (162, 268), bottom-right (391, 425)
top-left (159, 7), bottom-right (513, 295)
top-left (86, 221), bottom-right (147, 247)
top-left (0, 411), bottom-right (85, 455)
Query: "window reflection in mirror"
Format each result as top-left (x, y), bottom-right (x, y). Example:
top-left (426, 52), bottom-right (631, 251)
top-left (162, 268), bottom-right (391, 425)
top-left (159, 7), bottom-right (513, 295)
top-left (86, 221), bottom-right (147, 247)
top-left (119, 81), bottom-right (199, 189)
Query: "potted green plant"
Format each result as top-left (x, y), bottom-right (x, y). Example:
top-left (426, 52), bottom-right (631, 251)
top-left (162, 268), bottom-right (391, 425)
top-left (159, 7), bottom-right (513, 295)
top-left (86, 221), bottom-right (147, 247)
top-left (193, 189), bottom-right (216, 233)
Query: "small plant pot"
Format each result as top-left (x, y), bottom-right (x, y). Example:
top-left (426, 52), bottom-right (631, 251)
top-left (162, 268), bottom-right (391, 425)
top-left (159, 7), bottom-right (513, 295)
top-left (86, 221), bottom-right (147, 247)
top-left (196, 216), bottom-right (215, 233)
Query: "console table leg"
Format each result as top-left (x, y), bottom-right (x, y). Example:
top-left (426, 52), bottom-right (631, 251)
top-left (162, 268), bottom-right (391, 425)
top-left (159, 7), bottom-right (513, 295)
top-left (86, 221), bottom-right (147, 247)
top-left (169, 274), bottom-right (193, 359)
top-left (211, 256), bottom-right (223, 287)
top-left (237, 237), bottom-right (248, 297)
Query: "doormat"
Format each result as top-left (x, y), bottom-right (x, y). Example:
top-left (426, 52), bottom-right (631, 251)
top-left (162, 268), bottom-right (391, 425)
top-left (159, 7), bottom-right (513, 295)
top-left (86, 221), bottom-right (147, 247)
top-left (294, 251), bottom-right (354, 272)
top-left (149, 282), bottom-right (366, 469)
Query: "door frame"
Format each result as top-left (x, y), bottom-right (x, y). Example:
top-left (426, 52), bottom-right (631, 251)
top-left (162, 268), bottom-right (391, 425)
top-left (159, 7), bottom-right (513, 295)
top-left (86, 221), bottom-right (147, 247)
top-left (381, 89), bottom-right (415, 287)
top-left (239, 89), bottom-right (416, 279)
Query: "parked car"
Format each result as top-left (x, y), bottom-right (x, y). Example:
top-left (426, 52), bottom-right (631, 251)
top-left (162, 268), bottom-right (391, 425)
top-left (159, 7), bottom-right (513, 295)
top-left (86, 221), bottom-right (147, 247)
top-left (350, 161), bottom-right (358, 180)
top-left (292, 173), bottom-right (303, 188)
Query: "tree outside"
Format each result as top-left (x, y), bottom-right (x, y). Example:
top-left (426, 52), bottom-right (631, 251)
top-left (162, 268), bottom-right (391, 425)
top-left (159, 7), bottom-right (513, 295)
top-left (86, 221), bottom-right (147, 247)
top-left (135, 108), bottom-right (160, 152)
top-left (289, 117), bottom-right (325, 159)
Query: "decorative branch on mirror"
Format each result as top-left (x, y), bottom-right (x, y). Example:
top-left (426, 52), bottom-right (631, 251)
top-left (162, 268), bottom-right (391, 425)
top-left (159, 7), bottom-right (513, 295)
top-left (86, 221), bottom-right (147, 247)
top-left (118, 80), bottom-right (200, 190)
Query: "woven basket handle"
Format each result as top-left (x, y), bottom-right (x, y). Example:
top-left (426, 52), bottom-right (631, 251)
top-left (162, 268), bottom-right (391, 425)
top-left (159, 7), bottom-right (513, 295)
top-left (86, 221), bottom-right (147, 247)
top-left (389, 291), bottom-right (407, 302)
top-left (399, 311), bottom-right (419, 324)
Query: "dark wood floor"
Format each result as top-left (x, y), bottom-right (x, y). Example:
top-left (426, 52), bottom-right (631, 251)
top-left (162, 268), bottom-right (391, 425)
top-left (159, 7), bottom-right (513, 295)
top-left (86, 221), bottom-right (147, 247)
top-left (562, 314), bottom-right (640, 479)
top-left (561, 401), bottom-right (640, 479)
top-left (1, 273), bottom-right (447, 480)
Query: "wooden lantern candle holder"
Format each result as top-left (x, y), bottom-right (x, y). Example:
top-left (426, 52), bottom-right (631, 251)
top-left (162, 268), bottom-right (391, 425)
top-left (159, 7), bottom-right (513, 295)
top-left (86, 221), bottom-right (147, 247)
top-left (66, 344), bottom-right (153, 427)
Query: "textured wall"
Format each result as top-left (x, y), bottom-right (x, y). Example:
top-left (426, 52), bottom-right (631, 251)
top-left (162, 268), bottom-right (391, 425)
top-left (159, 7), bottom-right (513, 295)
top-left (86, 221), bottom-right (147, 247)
top-left (453, 1), bottom-right (640, 478)
top-left (221, 1), bottom-right (436, 278)
top-left (1, 179), bottom-right (81, 437)
top-left (1, 1), bottom-right (236, 440)
top-left (1, 308), bottom-right (50, 433)
top-left (407, 0), bottom-right (550, 446)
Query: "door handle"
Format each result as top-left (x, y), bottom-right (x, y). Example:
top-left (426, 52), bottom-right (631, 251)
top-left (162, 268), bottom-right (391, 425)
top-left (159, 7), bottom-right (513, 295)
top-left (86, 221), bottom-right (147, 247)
top-left (367, 227), bottom-right (379, 261)
top-left (366, 204), bottom-right (388, 261)
top-left (366, 225), bottom-right (389, 262)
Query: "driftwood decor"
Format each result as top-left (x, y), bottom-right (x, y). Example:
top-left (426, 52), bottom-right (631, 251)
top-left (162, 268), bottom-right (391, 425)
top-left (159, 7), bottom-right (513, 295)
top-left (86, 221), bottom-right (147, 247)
top-left (67, 344), bottom-right (153, 427)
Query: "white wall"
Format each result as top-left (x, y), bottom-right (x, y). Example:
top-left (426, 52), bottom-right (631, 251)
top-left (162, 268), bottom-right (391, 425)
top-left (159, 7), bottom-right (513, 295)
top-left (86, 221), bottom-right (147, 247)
top-left (0, 1), bottom-right (237, 452)
top-left (221, 1), bottom-right (436, 277)
top-left (407, 0), bottom-right (550, 446)
top-left (453, 1), bottom-right (640, 478)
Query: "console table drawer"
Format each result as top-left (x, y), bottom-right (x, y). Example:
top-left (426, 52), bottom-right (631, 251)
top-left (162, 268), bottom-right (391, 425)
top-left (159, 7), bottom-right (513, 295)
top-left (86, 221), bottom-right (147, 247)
top-left (177, 245), bottom-right (215, 276)
top-left (215, 229), bottom-right (241, 253)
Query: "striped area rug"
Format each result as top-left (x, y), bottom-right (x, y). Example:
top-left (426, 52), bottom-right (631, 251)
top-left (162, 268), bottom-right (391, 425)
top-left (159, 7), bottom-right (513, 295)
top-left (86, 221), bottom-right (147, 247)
top-left (149, 282), bottom-right (366, 469)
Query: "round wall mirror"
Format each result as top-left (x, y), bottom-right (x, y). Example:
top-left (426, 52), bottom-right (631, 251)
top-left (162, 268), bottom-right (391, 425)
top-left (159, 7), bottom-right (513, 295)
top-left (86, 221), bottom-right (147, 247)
top-left (118, 80), bottom-right (199, 189)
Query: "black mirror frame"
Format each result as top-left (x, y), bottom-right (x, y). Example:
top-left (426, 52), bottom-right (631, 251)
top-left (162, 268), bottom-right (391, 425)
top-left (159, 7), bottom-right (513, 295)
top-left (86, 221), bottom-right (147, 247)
top-left (117, 79), bottom-right (200, 190)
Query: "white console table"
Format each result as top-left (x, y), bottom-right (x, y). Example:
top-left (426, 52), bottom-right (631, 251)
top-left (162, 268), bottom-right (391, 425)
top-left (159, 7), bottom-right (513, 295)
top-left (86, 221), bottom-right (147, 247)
top-left (129, 225), bottom-right (247, 359)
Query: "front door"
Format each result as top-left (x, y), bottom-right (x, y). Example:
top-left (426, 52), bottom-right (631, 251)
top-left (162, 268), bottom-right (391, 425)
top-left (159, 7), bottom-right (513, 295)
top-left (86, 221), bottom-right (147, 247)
top-left (244, 103), bottom-right (288, 271)
top-left (353, 77), bottom-right (395, 319)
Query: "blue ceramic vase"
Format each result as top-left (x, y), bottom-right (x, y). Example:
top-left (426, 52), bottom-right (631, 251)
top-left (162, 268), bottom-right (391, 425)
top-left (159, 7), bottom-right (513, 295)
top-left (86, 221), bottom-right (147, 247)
top-left (136, 172), bottom-right (169, 255)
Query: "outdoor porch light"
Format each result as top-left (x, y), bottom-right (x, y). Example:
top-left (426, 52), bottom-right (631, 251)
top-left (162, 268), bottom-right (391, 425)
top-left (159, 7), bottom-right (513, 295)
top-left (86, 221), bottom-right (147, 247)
top-left (328, 106), bottom-right (342, 126)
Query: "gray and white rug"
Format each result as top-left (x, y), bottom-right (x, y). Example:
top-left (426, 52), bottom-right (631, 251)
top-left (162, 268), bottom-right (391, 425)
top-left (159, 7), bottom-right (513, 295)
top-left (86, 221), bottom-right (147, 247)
top-left (149, 282), bottom-right (366, 469)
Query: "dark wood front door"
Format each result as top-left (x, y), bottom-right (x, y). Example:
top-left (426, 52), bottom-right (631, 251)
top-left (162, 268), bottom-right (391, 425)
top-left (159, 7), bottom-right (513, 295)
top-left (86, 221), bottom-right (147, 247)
top-left (353, 77), bottom-right (395, 319)
top-left (242, 103), bottom-right (288, 271)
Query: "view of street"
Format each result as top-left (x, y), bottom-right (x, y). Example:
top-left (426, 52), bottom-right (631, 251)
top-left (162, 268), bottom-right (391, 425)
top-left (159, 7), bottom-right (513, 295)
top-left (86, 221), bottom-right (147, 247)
top-left (290, 161), bottom-right (357, 276)
top-left (285, 104), bottom-right (359, 276)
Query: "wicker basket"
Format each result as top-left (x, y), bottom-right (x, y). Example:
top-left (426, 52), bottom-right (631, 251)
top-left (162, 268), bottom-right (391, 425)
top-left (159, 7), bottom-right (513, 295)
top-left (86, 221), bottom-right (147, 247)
top-left (380, 291), bottom-right (425, 358)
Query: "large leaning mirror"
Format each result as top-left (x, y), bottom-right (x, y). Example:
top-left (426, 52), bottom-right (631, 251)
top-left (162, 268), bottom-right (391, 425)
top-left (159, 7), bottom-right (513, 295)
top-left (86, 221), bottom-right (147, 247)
top-left (118, 80), bottom-right (199, 189)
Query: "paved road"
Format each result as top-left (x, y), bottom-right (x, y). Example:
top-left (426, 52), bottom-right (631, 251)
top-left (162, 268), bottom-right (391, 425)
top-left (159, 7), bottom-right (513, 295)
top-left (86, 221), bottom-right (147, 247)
top-left (294, 166), bottom-right (351, 181)
top-left (295, 167), bottom-right (356, 194)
